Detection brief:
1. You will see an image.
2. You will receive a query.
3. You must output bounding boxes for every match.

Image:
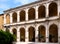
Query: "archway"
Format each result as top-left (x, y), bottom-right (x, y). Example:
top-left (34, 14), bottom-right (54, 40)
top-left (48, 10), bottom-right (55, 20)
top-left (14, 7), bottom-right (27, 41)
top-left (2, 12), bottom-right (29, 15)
top-left (38, 5), bottom-right (46, 18)
top-left (12, 28), bottom-right (17, 41)
top-left (20, 28), bottom-right (25, 42)
top-left (28, 8), bottom-right (35, 20)
top-left (38, 25), bottom-right (46, 42)
top-left (49, 24), bottom-right (58, 42)
top-left (12, 12), bottom-right (17, 23)
top-left (49, 2), bottom-right (57, 17)
top-left (28, 26), bottom-right (35, 42)
top-left (20, 10), bottom-right (25, 21)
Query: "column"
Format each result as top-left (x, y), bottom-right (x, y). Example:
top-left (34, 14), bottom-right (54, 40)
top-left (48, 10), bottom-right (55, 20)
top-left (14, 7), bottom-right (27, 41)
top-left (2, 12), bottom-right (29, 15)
top-left (46, 4), bottom-right (49, 18)
top-left (17, 28), bottom-right (20, 42)
top-left (4, 14), bottom-right (6, 24)
top-left (17, 11), bottom-right (20, 22)
top-left (46, 24), bottom-right (49, 42)
top-left (25, 27), bottom-right (28, 42)
top-left (35, 26), bottom-right (38, 42)
top-left (10, 13), bottom-right (13, 23)
top-left (35, 6), bottom-right (39, 19)
top-left (26, 9), bottom-right (28, 21)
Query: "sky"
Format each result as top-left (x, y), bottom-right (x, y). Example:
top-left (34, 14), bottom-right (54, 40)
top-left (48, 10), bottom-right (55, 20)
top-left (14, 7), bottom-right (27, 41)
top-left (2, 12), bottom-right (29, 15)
top-left (0, 0), bottom-right (37, 14)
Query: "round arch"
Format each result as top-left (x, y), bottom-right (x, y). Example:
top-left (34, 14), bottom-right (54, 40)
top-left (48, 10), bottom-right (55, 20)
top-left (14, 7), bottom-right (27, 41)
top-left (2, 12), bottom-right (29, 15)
top-left (28, 26), bottom-right (35, 42)
top-left (49, 2), bottom-right (57, 17)
top-left (12, 12), bottom-right (17, 23)
top-left (6, 14), bottom-right (10, 24)
top-left (49, 24), bottom-right (58, 42)
top-left (20, 28), bottom-right (25, 42)
top-left (28, 8), bottom-right (35, 20)
top-left (38, 5), bottom-right (46, 18)
top-left (20, 10), bottom-right (25, 21)
top-left (38, 25), bottom-right (46, 42)
top-left (12, 28), bottom-right (17, 41)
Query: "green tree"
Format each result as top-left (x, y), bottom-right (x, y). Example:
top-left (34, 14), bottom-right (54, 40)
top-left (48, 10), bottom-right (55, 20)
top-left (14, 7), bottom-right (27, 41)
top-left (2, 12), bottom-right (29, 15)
top-left (0, 30), bottom-right (16, 44)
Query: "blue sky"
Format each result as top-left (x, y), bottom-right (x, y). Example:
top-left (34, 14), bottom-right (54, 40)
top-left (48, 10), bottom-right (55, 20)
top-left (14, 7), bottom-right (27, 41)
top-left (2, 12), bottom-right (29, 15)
top-left (0, 0), bottom-right (37, 14)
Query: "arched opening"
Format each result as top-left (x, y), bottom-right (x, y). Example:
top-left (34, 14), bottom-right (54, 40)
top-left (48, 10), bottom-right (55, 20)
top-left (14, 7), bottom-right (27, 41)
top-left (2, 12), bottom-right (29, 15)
top-left (12, 28), bottom-right (17, 41)
top-left (6, 14), bottom-right (10, 24)
top-left (20, 10), bottom-right (25, 21)
top-left (12, 12), bottom-right (17, 23)
top-left (38, 5), bottom-right (46, 18)
top-left (49, 24), bottom-right (58, 43)
top-left (28, 8), bottom-right (35, 20)
top-left (28, 26), bottom-right (35, 42)
top-left (38, 25), bottom-right (46, 42)
top-left (49, 2), bottom-right (57, 17)
top-left (6, 28), bottom-right (9, 32)
top-left (20, 28), bottom-right (25, 42)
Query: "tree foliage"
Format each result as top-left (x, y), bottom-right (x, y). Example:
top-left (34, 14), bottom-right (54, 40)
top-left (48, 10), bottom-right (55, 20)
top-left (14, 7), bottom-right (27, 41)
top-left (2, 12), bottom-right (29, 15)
top-left (0, 30), bottom-right (16, 44)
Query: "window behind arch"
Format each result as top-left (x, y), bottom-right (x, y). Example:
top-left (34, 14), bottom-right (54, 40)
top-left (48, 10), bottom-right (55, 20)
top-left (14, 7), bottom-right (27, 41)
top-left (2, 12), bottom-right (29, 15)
top-left (28, 27), bottom-right (35, 42)
top-left (38, 5), bottom-right (46, 18)
top-left (49, 2), bottom-right (57, 17)
top-left (38, 25), bottom-right (46, 42)
top-left (49, 24), bottom-right (58, 43)
top-left (20, 28), bottom-right (25, 42)
top-left (12, 12), bottom-right (17, 23)
top-left (28, 8), bottom-right (35, 20)
top-left (12, 28), bottom-right (17, 41)
top-left (20, 10), bottom-right (25, 21)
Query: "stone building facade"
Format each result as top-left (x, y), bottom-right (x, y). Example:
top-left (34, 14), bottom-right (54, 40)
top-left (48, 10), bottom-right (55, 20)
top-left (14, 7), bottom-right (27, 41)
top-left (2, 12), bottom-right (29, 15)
top-left (2, 0), bottom-right (60, 44)
top-left (0, 14), bottom-right (4, 30)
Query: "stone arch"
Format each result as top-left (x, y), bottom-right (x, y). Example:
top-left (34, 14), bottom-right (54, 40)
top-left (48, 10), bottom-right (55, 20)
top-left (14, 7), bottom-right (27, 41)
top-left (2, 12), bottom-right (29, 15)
top-left (6, 14), bottom-right (10, 24)
top-left (28, 26), bottom-right (35, 42)
top-left (20, 10), bottom-right (25, 21)
top-left (38, 25), bottom-right (46, 42)
top-left (12, 12), bottom-right (17, 23)
top-left (28, 8), bottom-right (35, 20)
top-left (38, 5), bottom-right (46, 18)
top-left (20, 28), bottom-right (25, 42)
top-left (49, 24), bottom-right (58, 42)
top-left (49, 2), bottom-right (57, 17)
top-left (12, 28), bottom-right (17, 41)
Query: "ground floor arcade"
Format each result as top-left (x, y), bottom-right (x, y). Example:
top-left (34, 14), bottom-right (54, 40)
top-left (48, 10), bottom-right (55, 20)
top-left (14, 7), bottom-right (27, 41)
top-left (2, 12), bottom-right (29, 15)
top-left (4, 20), bottom-right (60, 44)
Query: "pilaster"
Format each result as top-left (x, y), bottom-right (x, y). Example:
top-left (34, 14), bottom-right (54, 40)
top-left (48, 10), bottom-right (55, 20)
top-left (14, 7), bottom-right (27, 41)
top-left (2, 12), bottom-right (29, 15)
top-left (4, 14), bottom-right (6, 24)
top-left (58, 22), bottom-right (60, 42)
top-left (35, 26), bottom-right (38, 42)
top-left (25, 27), bottom-right (28, 42)
top-left (10, 13), bottom-right (13, 23)
top-left (26, 9), bottom-right (29, 21)
top-left (46, 24), bottom-right (49, 42)
top-left (10, 28), bottom-right (13, 34)
top-left (35, 6), bottom-right (39, 19)
top-left (46, 4), bottom-right (49, 18)
top-left (17, 28), bottom-right (20, 42)
top-left (17, 11), bottom-right (20, 22)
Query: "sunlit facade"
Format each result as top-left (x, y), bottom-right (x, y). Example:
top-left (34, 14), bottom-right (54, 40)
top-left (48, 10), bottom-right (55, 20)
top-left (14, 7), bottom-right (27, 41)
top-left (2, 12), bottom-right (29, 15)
top-left (3, 0), bottom-right (60, 44)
